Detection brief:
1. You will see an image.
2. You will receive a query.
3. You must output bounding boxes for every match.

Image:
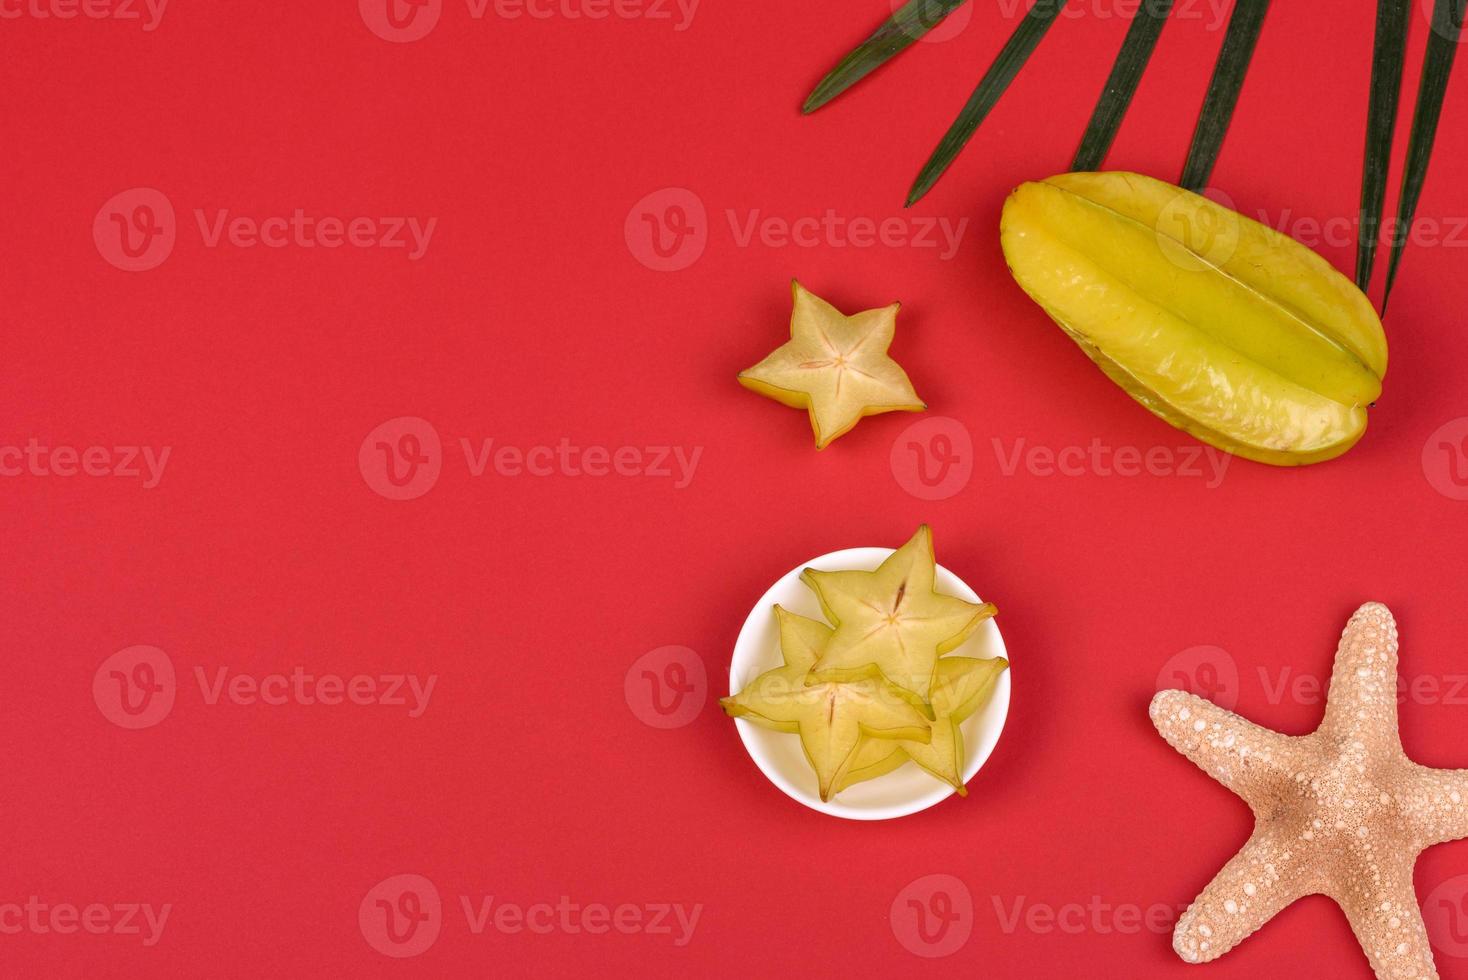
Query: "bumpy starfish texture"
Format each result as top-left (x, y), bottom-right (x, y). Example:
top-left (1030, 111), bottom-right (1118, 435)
top-left (1150, 602), bottom-right (1468, 980)
top-left (804, 525), bottom-right (996, 707)
top-left (737, 280), bottom-right (926, 449)
top-left (834, 655), bottom-right (1008, 796)
top-left (721, 606), bottom-right (931, 801)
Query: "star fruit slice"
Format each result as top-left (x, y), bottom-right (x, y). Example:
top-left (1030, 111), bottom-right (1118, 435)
top-left (737, 280), bottom-right (926, 450)
top-left (834, 656), bottom-right (1008, 796)
top-left (803, 525), bottom-right (996, 708)
top-left (721, 605), bottom-right (931, 801)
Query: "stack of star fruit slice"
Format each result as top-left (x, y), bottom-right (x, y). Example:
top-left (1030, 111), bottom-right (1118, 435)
top-left (722, 526), bottom-right (1007, 801)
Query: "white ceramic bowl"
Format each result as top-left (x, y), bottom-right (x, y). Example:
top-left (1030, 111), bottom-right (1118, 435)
top-left (728, 547), bottom-right (1010, 820)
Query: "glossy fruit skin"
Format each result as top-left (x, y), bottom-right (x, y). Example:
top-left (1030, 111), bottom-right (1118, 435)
top-left (1000, 172), bottom-right (1388, 466)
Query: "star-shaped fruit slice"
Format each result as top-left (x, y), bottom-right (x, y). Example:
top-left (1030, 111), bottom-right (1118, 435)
top-left (835, 655), bottom-right (1008, 796)
top-left (738, 280), bottom-right (926, 449)
top-left (721, 605), bottom-right (931, 801)
top-left (1151, 602), bottom-right (1468, 980)
top-left (804, 525), bottom-right (996, 707)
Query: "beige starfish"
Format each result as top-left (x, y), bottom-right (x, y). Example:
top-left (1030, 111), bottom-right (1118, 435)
top-left (737, 280), bottom-right (925, 449)
top-left (1150, 603), bottom-right (1468, 979)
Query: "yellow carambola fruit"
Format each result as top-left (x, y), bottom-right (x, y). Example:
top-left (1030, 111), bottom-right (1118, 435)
top-left (721, 606), bottom-right (931, 801)
top-left (834, 656), bottom-right (1008, 796)
top-left (738, 280), bottom-right (926, 450)
top-left (1000, 172), bottom-right (1388, 466)
top-left (804, 525), bottom-right (996, 710)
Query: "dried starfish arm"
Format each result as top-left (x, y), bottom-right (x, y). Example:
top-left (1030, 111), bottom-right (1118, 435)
top-left (1333, 844), bottom-right (1438, 980)
top-left (1149, 690), bottom-right (1300, 798)
top-left (1401, 763), bottom-right (1468, 847)
top-left (1319, 603), bottom-right (1403, 754)
top-left (1171, 828), bottom-right (1318, 964)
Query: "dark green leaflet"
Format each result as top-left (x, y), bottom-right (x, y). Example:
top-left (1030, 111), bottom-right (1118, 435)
top-left (1072, 0), bottom-right (1175, 172)
top-left (1357, 1), bottom-right (1411, 291)
top-left (908, 0), bottom-right (1069, 206)
top-left (803, 0), bottom-right (972, 114)
top-left (1179, 0), bottom-right (1270, 191)
top-left (1384, 0), bottom-right (1466, 306)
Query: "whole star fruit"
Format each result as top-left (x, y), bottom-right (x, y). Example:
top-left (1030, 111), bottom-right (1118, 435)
top-left (1000, 171), bottom-right (1387, 466)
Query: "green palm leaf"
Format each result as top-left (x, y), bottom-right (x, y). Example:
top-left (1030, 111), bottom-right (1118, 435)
top-left (908, 0), bottom-right (1069, 206)
top-left (1384, 0), bottom-right (1466, 305)
top-left (1357, 1), bottom-right (1411, 291)
top-left (1179, 0), bottom-right (1270, 191)
top-left (1072, 0), bottom-right (1175, 171)
top-left (803, 0), bottom-right (972, 114)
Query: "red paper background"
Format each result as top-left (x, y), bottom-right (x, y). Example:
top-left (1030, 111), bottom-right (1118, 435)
top-left (6, 1), bottom-right (1468, 976)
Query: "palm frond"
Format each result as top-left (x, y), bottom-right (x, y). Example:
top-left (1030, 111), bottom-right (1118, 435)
top-left (1179, 0), bottom-right (1270, 191)
top-left (1073, 0), bottom-right (1175, 171)
top-left (1384, 0), bottom-right (1466, 305)
top-left (1356, 1), bottom-right (1411, 290)
top-left (804, 0), bottom-right (973, 114)
top-left (908, 0), bottom-right (1068, 206)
